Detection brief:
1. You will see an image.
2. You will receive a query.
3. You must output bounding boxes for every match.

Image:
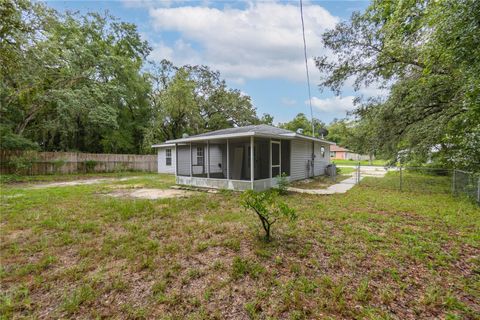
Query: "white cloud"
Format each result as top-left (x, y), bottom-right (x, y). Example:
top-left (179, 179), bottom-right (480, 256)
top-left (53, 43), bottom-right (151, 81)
top-left (147, 2), bottom-right (338, 82)
top-left (309, 96), bottom-right (356, 113)
top-left (281, 97), bottom-right (297, 106)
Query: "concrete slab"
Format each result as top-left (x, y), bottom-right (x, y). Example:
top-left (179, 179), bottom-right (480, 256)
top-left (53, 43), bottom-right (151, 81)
top-left (288, 176), bottom-right (361, 194)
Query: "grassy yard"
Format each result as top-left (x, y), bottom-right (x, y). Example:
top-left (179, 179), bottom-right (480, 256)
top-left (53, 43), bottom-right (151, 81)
top-left (333, 159), bottom-right (388, 166)
top-left (1, 172), bottom-right (479, 319)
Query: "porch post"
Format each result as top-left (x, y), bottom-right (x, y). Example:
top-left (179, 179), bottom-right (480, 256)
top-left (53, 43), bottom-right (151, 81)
top-left (175, 143), bottom-right (178, 177)
top-left (226, 139), bottom-right (230, 182)
top-left (190, 142), bottom-right (192, 177)
top-left (207, 140), bottom-right (210, 179)
top-left (250, 136), bottom-right (254, 189)
top-left (269, 138), bottom-right (272, 179)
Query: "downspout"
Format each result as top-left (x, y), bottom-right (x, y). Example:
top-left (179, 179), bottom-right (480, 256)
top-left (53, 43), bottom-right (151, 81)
top-left (311, 140), bottom-right (315, 177)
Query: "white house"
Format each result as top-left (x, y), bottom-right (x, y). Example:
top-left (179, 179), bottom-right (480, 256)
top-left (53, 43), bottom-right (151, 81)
top-left (152, 143), bottom-right (176, 174)
top-left (152, 124), bottom-right (334, 191)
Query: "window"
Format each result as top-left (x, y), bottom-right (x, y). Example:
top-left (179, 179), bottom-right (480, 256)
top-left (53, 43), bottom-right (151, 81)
top-left (165, 148), bottom-right (172, 166)
top-left (320, 146), bottom-right (325, 158)
top-left (196, 147), bottom-right (204, 166)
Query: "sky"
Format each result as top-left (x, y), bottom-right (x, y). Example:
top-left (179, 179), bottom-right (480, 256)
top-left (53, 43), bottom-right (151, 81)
top-left (45, 0), bottom-right (373, 125)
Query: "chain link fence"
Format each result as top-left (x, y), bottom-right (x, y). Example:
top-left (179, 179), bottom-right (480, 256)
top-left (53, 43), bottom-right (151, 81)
top-left (333, 164), bottom-right (479, 205)
top-left (452, 169), bottom-right (480, 204)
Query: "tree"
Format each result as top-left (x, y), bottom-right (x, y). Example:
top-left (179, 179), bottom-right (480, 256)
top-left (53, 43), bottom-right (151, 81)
top-left (316, 0), bottom-right (480, 171)
top-left (258, 113), bottom-right (274, 125)
top-left (326, 119), bottom-right (350, 145)
top-left (1, 0), bottom-right (152, 153)
top-left (279, 113), bottom-right (325, 137)
top-left (143, 61), bottom-right (259, 150)
top-left (240, 190), bottom-right (297, 242)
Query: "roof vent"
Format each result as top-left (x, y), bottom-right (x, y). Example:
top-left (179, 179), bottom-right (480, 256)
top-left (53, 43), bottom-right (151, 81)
top-left (296, 128), bottom-right (304, 134)
top-left (182, 133), bottom-right (189, 138)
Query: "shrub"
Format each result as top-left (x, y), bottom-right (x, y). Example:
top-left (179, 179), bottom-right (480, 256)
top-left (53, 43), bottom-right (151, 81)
top-left (275, 172), bottom-right (290, 195)
top-left (84, 160), bottom-right (97, 173)
top-left (240, 190), bottom-right (297, 241)
top-left (51, 159), bottom-right (66, 174)
top-left (7, 151), bottom-right (38, 175)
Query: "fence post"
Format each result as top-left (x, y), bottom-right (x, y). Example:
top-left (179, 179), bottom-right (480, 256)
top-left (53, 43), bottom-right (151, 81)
top-left (399, 166), bottom-right (403, 192)
top-left (452, 169), bottom-right (456, 195)
top-left (357, 162), bottom-right (360, 184)
top-left (477, 177), bottom-right (480, 204)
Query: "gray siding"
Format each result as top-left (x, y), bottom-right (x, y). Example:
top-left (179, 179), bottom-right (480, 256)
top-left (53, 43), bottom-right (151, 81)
top-left (290, 139), bottom-right (313, 181)
top-left (177, 145), bottom-right (191, 176)
top-left (313, 141), bottom-right (330, 176)
top-left (208, 145), bottom-right (224, 174)
top-left (290, 139), bottom-right (331, 181)
top-left (157, 147), bottom-right (176, 174)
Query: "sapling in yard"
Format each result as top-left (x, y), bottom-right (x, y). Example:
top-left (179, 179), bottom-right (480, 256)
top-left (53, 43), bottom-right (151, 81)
top-left (240, 190), bottom-right (297, 241)
top-left (275, 173), bottom-right (290, 195)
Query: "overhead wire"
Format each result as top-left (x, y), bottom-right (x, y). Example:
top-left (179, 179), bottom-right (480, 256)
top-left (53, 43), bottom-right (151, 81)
top-left (299, 0), bottom-right (315, 137)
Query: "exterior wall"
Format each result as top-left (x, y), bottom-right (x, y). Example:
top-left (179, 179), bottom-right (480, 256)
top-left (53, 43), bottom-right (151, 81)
top-left (157, 147), bottom-right (176, 174)
top-left (290, 139), bottom-right (313, 181)
top-left (176, 176), bottom-right (277, 191)
top-left (176, 176), bottom-right (252, 191)
top-left (331, 151), bottom-right (347, 160)
top-left (290, 139), bottom-right (331, 182)
top-left (207, 145), bottom-right (224, 174)
top-left (176, 145), bottom-right (191, 176)
top-left (313, 141), bottom-right (330, 176)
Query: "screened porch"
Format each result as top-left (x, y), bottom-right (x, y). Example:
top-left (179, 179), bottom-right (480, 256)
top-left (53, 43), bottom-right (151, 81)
top-left (174, 137), bottom-right (290, 191)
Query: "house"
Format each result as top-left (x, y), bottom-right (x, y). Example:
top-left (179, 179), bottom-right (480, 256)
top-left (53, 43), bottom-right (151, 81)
top-left (330, 145), bottom-right (371, 161)
top-left (152, 124), bottom-right (335, 191)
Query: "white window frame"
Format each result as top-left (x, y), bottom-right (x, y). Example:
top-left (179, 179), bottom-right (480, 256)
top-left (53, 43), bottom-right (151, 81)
top-left (196, 147), bottom-right (204, 166)
top-left (270, 141), bottom-right (281, 177)
top-left (165, 148), bottom-right (172, 166)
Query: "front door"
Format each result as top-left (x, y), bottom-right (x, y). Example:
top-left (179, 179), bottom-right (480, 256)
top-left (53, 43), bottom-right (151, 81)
top-left (271, 141), bottom-right (281, 177)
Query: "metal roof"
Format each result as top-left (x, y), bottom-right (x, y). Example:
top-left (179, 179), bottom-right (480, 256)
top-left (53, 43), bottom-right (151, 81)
top-left (152, 124), bottom-right (335, 146)
top-left (188, 124), bottom-right (293, 137)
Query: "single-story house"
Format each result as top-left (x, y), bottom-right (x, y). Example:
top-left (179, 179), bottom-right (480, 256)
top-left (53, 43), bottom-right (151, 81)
top-left (152, 124), bottom-right (335, 191)
top-left (330, 145), bottom-right (371, 161)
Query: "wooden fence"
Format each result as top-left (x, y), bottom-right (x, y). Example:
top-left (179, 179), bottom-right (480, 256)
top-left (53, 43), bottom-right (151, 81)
top-left (0, 150), bottom-right (157, 175)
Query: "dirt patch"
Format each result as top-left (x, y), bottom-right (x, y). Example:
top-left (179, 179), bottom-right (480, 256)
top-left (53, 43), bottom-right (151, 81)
top-left (30, 176), bottom-right (140, 189)
top-left (106, 188), bottom-right (193, 200)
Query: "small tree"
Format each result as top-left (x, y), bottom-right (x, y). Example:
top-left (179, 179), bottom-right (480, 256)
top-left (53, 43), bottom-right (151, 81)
top-left (275, 173), bottom-right (290, 195)
top-left (240, 190), bottom-right (297, 242)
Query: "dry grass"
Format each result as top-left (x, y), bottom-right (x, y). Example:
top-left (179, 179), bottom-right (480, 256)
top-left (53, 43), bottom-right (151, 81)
top-left (1, 173), bottom-right (479, 319)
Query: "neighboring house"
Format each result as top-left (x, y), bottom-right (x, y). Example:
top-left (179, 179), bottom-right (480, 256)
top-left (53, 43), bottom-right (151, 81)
top-left (330, 145), bottom-right (371, 161)
top-left (152, 124), bottom-right (334, 191)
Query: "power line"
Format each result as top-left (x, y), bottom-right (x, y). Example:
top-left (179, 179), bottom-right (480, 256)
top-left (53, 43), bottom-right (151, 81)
top-left (299, 0), bottom-right (314, 137)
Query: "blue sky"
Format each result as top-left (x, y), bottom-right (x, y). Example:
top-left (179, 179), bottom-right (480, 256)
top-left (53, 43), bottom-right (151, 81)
top-left (46, 0), bottom-right (372, 125)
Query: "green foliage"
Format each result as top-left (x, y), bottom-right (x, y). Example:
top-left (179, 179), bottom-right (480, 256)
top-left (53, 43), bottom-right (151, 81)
top-left (316, 0), bottom-right (480, 171)
top-left (51, 159), bottom-right (66, 174)
top-left (143, 61), bottom-right (259, 150)
top-left (0, 125), bottom-right (38, 150)
top-left (231, 257), bottom-right (265, 280)
top-left (1, 1), bottom-right (260, 155)
top-left (275, 173), bottom-right (290, 195)
top-left (84, 160), bottom-right (97, 173)
top-left (7, 151), bottom-right (38, 175)
top-left (279, 113), bottom-right (326, 137)
top-left (240, 190), bottom-right (297, 241)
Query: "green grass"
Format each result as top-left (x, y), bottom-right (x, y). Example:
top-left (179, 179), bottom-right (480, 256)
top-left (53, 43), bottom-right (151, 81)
top-left (1, 172), bottom-right (479, 319)
top-left (337, 166), bottom-right (356, 174)
top-left (333, 159), bottom-right (388, 166)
